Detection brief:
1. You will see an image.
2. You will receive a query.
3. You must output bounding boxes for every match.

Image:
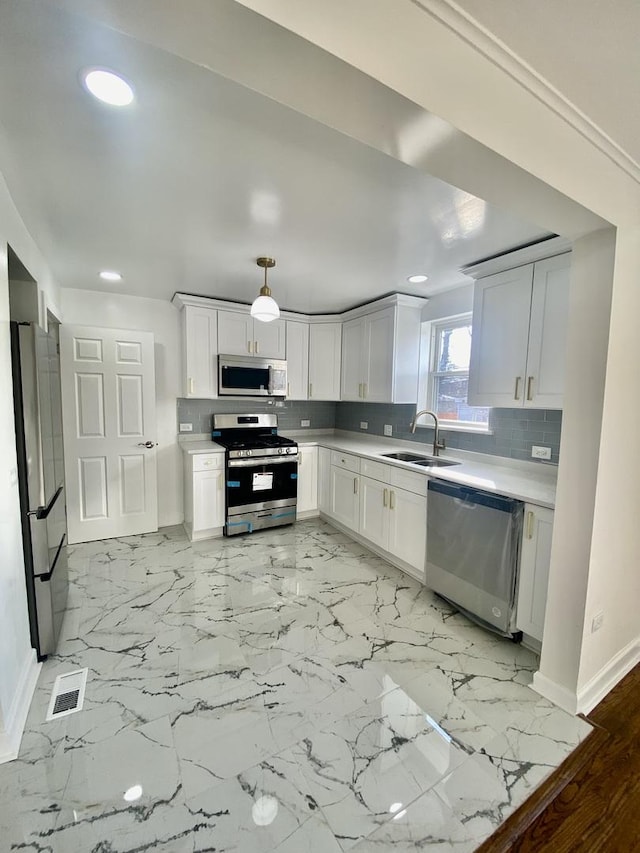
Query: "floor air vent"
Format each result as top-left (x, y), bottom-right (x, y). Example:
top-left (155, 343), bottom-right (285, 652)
top-left (46, 668), bottom-right (88, 721)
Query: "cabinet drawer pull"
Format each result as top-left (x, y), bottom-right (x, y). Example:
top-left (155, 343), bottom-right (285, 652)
top-left (287, 382), bottom-right (290, 397)
top-left (527, 376), bottom-right (534, 401)
top-left (188, 377), bottom-right (194, 395)
top-left (248, 340), bottom-right (252, 354)
top-left (390, 490), bottom-right (395, 510)
top-left (526, 510), bottom-right (534, 539)
top-left (383, 488), bottom-right (388, 507)
top-left (353, 477), bottom-right (358, 495)
top-left (514, 376), bottom-right (521, 400)
top-left (363, 383), bottom-right (367, 399)
top-left (255, 340), bottom-right (259, 354)
top-left (309, 382), bottom-right (313, 398)
top-left (358, 383), bottom-right (362, 398)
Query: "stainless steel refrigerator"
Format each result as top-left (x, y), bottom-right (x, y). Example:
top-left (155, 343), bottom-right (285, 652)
top-left (10, 321), bottom-right (68, 660)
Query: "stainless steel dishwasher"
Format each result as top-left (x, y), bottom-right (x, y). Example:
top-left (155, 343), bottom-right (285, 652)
top-left (426, 480), bottom-right (524, 638)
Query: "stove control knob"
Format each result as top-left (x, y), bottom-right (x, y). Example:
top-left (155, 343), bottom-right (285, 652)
top-left (246, 450), bottom-right (252, 457)
top-left (286, 447), bottom-right (292, 454)
top-left (278, 447), bottom-right (284, 454)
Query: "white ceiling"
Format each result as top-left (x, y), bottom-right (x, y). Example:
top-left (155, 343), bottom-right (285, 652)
top-left (455, 0), bottom-right (640, 168)
top-left (0, 0), bottom-right (553, 313)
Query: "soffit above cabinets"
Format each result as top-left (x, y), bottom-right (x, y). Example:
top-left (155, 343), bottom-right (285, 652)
top-left (0, 0), bottom-right (552, 314)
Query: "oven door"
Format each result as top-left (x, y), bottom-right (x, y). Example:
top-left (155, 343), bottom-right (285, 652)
top-left (226, 456), bottom-right (297, 514)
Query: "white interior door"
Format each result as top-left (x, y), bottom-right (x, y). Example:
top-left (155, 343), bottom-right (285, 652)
top-left (60, 325), bottom-right (158, 543)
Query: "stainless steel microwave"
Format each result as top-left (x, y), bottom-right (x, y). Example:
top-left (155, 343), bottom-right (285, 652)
top-left (218, 355), bottom-right (287, 397)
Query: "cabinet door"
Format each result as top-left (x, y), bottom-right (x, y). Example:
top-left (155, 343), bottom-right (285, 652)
top-left (362, 308), bottom-right (394, 402)
top-left (388, 487), bottom-right (427, 578)
top-left (329, 466), bottom-right (359, 530)
top-left (193, 469), bottom-right (225, 533)
top-left (359, 475), bottom-right (389, 550)
top-left (286, 321), bottom-right (309, 399)
top-left (318, 447), bottom-right (331, 513)
top-left (309, 323), bottom-right (342, 400)
top-left (184, 306), bottom-right (218, 398)
top-left (218, 310), bottom-right (254, 356)
top-left (517, 505), bottom-right (554, 641)
top-left (525, 254), bottom-right (570, 409)
top-left (254, 319), bottom-right (286, 358)
top-left (296, 446), bottom-right (318, 514)
top-left (468, 266), bottom-right (533, 407)
top-left (340, 317), bottom-right (365, 401)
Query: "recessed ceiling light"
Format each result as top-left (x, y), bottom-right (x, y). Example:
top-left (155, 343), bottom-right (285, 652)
top-left (99, 270), bottom-right (122, 282)
top-left (407, 274), bottom-right (428, 284)
top-left (82, 68), bottom-right (134, 106)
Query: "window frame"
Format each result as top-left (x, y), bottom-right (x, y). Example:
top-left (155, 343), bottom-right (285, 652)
top-left (416, 313), bottom-right (492, 434)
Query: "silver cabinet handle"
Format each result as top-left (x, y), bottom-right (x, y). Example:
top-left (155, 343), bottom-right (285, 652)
top-left (390, 490), bottom-right (395, 510)
top-left (137, 441), bottom-right (157, 449)
top-left (526, 510), bottom-right (535, 539)
top-left (255, 340), bottom-right (259, 354)
top-left (188, 377), bottom-right (194, 395)
top-left (514, 376), bottom-right (521, 400)
top-left (383, 488), bottom-right (388, 507)
top-left (248, 340), bottom-right (252, 354)
top-left (353, 477), bottom-right (358, 495)
top-left (527, 376), bottom-right (534, 401)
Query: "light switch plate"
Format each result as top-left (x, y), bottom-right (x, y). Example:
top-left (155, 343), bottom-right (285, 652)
top-left (531, 445), bottom-right (551, 460)
top-left (179, 423), bottom-right (193, 432)
top-left (300, 419), bottom-right (311, 427)
top-left (383, 424), bottom-right (393, 437)
top-left (360, 421), bottom-right (368, 430)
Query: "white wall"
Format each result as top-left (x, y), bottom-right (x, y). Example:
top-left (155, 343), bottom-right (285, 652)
top-left (61, 289), bottom-right (183, 528)
top-left (0, 171), bottom-right (61, 759)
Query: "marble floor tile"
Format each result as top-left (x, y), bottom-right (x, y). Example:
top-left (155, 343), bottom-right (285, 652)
top-left (0, 518), bottom-right (592, 852)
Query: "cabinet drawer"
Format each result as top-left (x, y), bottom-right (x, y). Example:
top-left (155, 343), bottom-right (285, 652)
top-left (389, 467), bottom-right (427, 496)
top-left (193, 453), bottom-right (224, 472)
top-left (361, 458), bottom-right (391, 482)
top-left (331, 451), bottom-right (360, 473)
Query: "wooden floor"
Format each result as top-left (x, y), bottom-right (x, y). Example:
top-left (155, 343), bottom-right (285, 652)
top-left (479, 663), bottom-right (640, 853)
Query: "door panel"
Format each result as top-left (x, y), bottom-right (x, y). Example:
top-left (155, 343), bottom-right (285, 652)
top-left (218, 310), bottom-right (254, 356)
top-left (388, 488), bottom-right (426, 577)
top-left (359, 476), bottom-right (389, 549)
top-left (61, 325), bottom-right (157, 543)
top-left (254, 319), bottom-right (286, 358)
top-left (340, 317), bottom-right (364, 401)
top-left (363, 309), bottom-right (394, 402)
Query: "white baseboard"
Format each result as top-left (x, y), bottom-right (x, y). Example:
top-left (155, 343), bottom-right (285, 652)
top-left (576, 638), bottom-right (640, 715)
top-left (532, 637), bottom-right (640, 716)
top-left (531, 670), bottom-right (579, 714)
top-left (0, 648), bottom-right (41, 764)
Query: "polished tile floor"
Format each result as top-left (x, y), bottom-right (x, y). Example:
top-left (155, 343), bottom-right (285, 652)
top-left (0, 519), bottom-right (591, 852)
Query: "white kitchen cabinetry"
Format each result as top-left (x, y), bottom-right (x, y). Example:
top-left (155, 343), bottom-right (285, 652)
top-left (286, 320), bottom-right (309, 399)
top-left (308, 323), bottom-right (342, 400)
top-left (340, 297), bottom-right (424, 403)
top-left (296, 445), bottom-right (318, 516)
top-left (359, 475), bottom-right (389, 550)
top-left (329, 452), bottom-right (360, 529)
top-left (182, 305), bottom-right (218, 398)
top-left (387, 487), bottom-right (427, 576)
top-left (183, 452), bottom-right (225, 541)
top-left (516, 504), bottom-right (554, 643)
top-left (218, 309), bottom-right (286, 359)
top-left (318, 447), bottom-right (331, 513)
top-left (468, 253), bottom-right (570, 409)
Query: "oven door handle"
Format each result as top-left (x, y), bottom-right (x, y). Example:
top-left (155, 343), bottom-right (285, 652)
top-left (228, 456), bottom-right (297, 468)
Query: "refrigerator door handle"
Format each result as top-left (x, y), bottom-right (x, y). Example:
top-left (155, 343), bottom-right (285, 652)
top-left (27, 485), bottom-right (63, 519)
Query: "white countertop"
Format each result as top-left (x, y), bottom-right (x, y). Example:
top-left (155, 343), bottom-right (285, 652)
top-left (179, 430), bottom-right (557, 508)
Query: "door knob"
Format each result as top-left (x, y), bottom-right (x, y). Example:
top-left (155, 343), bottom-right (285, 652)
top-left (138, 441), bottom-right (157, 449)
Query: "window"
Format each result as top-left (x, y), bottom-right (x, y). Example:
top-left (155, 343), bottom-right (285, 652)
top-left (419, 315), bottom-right (490, 431)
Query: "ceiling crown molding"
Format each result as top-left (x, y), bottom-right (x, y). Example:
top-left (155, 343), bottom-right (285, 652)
top-left (411, 0), bottom-right (640, 186)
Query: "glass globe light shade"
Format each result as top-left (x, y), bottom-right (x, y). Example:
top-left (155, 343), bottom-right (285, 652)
top-left (250, 294), bottom-right (280, 322)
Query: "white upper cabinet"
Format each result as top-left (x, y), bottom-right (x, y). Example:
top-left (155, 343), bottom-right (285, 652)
top-left (183, 305), bottom-right (218, 398)
top-left (468, 253), bottom-right (570, 409)
top-left (340, 298), bottom-right (424, 404)
top-left (218, 309), bottom-right (286, 359)
top-left (309, 323), bottom-right (342, 400)
top-left (286, 320), bottom-right (309, 400)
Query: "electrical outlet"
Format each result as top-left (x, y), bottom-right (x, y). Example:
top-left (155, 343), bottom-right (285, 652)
top-left (591, 611), bottom-right (604, 633)
top-left (531, 445), bottom-right (551, 460)
top-left (300, 419), bottom-right (310, 427)
top-left (360, 421), bottom-right (368, 430)
top-left (383, 424), bottom-right (393, 437)
top-left (179, 423), bottom-right (193, 432)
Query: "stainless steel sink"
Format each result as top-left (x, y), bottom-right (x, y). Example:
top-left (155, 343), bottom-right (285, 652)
top-left (381, 451), bottom-right (460, 468)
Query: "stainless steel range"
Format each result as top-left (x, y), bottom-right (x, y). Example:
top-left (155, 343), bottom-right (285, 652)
top-left (212, 413), bottom-right (298, 536)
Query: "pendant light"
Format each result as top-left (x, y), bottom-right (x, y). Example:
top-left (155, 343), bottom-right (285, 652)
top-left (250, 257), bottom-right (280, 323)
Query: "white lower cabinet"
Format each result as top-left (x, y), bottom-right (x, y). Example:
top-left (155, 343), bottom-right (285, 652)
top-left (388, 487), bottom-right (427, 575)
top-left (330, 465), bottom-right (360, 529)
top-left (318, 447), bottom-right (331, 513)
top-left (516, 504), bottom-right (554, 642)
top-left (296, 445), bottom-right (318, 516)
top-left (359, 476), bottom-right (389, 550)
top-left (184, 453), bottom-right (225, 541)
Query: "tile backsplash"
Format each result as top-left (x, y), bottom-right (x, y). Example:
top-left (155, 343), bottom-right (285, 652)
top-left (177, 399), bottom-right (561, 463)
top-left (177, 398), bottom-right (337, 435)
top-left (334, 403), bottom-right (562, 464)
